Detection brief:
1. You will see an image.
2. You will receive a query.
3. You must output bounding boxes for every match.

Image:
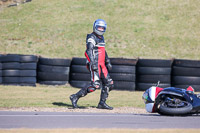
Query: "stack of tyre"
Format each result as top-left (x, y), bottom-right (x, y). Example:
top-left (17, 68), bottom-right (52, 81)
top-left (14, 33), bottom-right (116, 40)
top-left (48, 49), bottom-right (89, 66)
top-left (172, 59), bottom-right (200, 92)
top-left (0, 54), bottom-right (38, 86)
top-left (37, 57), bottom-right (71, 85)
top-left (136, 59), bottom-right (173, 91)
top-left (109, 58), bottom-right (137, 91)
top-left (69, 57), bottom-right (137, 91)
top-left (69, 57), bottom-right (89, 88)
top-left (0, 55), bottom-right (2, 84)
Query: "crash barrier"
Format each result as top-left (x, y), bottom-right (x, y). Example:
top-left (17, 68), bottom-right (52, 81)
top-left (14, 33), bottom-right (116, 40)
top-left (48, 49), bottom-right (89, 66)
top-left (69, 57), bottom-right (137, 91)
top-left (1, 54), bottom-right (200, 92)
top-left (172, 59), bottom-right (200, 92)
top-left (0, 54), bottom-right (38, 86)
top-left (136, 59), bottom-right (172, 91)
top-left (37, 57), bottom-right (71, 85)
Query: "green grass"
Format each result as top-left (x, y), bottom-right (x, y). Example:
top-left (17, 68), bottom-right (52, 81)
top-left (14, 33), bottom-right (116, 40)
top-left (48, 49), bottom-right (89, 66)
top-left (0, 0), bottom-right (199, 110)
top-left (0, 0), bottom-right (200, 59)
top-left (0, 85), bottom-right (144, 108)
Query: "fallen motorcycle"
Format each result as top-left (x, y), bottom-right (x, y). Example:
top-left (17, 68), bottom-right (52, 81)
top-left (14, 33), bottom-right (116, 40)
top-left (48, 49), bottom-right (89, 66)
top-left (142, 82), bottom-right (200, 115)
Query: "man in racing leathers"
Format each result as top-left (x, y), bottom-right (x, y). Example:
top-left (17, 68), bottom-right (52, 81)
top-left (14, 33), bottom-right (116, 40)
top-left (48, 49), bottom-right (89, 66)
top-left (70, 19), bottom-right (114, 110)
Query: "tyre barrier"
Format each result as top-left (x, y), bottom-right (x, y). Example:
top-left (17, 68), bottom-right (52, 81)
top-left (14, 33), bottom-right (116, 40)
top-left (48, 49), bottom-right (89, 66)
top-left (172, 59), bottom-right (200, 92)
top-left (0, 54), bottom-right (38, 86)
top-left (0, 57), bottom-right (2, 84)
top-left (110, 58), bottom-right (137, 91)
top-left (69, 57), bottom-right (91, 88)
top-left (1, 54), bottom-right (200, 92)
top-left (69, 57), bottom-right (137, 91)
top-left (37, 57), bottom-right (71, 85)
top-left (136, 59), bottom-right (173, 91)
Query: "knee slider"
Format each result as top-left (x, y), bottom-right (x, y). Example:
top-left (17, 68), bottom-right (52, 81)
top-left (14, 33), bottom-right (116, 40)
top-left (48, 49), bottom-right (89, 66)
top-left (87, 82), bottom-right (100, 93)
top-left (93, 81), bottom-right (101, 89)
top-left (87, 86), bottom-right (96, 93)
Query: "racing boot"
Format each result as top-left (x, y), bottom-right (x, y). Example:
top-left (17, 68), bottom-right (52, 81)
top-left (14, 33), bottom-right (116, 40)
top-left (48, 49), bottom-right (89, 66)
top-left (97, 86), bottom-right (113, 110)
top-left (70, 88), bottom-right (87, 108)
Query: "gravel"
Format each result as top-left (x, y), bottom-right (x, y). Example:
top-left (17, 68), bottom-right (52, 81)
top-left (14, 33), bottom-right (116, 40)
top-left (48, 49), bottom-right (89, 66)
top-left (0, 107), bottom-right (148, 114)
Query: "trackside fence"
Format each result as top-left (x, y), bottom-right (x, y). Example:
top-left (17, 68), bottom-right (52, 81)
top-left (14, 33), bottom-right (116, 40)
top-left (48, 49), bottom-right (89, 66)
top-left (0, 54), bottom-right (200, 92)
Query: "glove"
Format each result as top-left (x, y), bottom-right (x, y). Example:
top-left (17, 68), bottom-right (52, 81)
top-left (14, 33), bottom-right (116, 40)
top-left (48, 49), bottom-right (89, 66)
top-left (91, 62), bottom-right (98, 71)
top-left (106, 62), bottom-right (112, 71)
top-left (86, 62), bottom-right (90, 71)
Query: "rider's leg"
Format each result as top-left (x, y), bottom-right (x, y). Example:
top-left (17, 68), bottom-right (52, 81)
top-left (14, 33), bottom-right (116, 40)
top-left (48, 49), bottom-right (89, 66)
top-left (97, 67), bottom-right (114, 110)
top-left (97, 83), bottom-right (113, 110)
top-left (69, 86), bottom-right (88, 108)
top-left (70, 65), bottom-right (101, 108)
top-left (70, 81), bottom-right (100, 108)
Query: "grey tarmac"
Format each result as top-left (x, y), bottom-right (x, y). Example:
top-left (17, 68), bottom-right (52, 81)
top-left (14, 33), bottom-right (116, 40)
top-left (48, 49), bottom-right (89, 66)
top-left (0, 111), bottom-right (200, 129)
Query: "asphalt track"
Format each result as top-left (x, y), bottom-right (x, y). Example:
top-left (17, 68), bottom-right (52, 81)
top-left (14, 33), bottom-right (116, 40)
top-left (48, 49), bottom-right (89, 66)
top-left (0, 111), bottom-right (200, 129)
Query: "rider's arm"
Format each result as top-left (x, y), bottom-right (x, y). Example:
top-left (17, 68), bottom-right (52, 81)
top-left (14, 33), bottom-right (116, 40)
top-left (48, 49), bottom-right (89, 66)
top-left (105, 51), bottom-right (110, 64)
top-left (85, 36), bottom-right (95, 64)
top-left (105, 51), bottom-right (112, 71)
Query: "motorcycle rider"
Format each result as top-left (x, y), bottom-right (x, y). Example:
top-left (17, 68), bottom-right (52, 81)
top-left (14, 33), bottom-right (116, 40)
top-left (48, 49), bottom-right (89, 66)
top-left (70, 19), bottom-right (114, 110)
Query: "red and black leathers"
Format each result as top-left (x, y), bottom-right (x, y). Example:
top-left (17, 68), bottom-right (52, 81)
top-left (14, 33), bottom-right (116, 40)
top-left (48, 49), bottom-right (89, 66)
top-left (85, 32), bottom-right (113, 93)
top-left (70, 32), bottom-right (114, 110)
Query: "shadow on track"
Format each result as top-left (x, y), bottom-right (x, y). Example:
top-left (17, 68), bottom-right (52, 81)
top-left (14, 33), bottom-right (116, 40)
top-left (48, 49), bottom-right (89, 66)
top-left (52, 102), bottom-right (96, 109)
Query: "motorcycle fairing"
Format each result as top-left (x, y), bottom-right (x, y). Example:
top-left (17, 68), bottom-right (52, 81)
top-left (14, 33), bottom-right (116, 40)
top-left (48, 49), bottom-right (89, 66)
top-left (157, 87), bottom-right (193, 101)
top-left (145, 86), bottom-right (163, 113)
top-left (187, 86), bottom-right (194, 92)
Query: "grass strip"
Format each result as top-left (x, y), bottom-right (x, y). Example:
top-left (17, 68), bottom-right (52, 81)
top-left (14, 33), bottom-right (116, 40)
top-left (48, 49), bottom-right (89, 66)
top-left (0, 85), bottom-right (144, 109)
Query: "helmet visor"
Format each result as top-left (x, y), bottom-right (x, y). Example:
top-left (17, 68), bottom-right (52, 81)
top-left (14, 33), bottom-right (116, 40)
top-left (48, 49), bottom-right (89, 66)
top-left (96, 25), bottom-right (106, 32)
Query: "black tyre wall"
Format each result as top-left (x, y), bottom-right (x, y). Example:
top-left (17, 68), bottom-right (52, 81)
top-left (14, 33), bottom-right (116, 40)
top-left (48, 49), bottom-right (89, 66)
top-left (38, 72), bottom-right (69, 81)
top-left (172, 59), bottom-right (200, 92)
top-left (70, 65), bottom-right (136, 74)
top-left (137, 67), bottom-right (171, 75)
top-left (2, 62), bottom-right (20, 69)
top-left (20, 55), bottom-right (38, 63)
top-left (137, 83), bottom-right (171, 91)
top-left (137, 59), bottom-right (173, 67)
top-left (0, 63), bottom-right (2, 70)
top-left (37, 56), bottom-right (71, 85)
top-left (71, 57), bottom-right (87, 65)
top-left (38, 64), bottom-right (70, 74)
top-left (20, 63), bottom-right (37, 70)
top-left (1, 54), bottom-right (38, 86)
top-left (0, 55), bottom-right (1, 84)
top-left (136, 59), bottom-right (172, 91)
top-left (173, 59), bottom-right (200, 68)
top-left (69, 80), bottom-right (90, 88)
top-left (69, 80), bottom-right (136, 91)
top-left (70, 65), bottom-right (89, 73)
top-left (37, 81), bottom-right (68, 85)
top-left (39, 57), bottom-right (71, 66)
top-left (2, 54), bottom-right (200, 91)
top-left (69, 57), bottom-right (136, 91)
top-left (70, 73), bottom-right (136, 82)
top-left (69, 58), bottom-right (93, 88)
top-left (110, 58), bottom-right (137, 66)
top-left (1, 54), bottom-right (20, 62)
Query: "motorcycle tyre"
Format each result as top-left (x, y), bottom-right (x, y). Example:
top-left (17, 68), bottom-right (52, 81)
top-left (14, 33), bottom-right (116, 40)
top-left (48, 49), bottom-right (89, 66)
top-left (158, 101), bottom-right (193, 116)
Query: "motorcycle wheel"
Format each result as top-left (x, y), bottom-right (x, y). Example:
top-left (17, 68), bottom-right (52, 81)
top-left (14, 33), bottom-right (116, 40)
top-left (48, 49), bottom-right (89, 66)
top-left (158, 100), bottom-right (193, 115)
